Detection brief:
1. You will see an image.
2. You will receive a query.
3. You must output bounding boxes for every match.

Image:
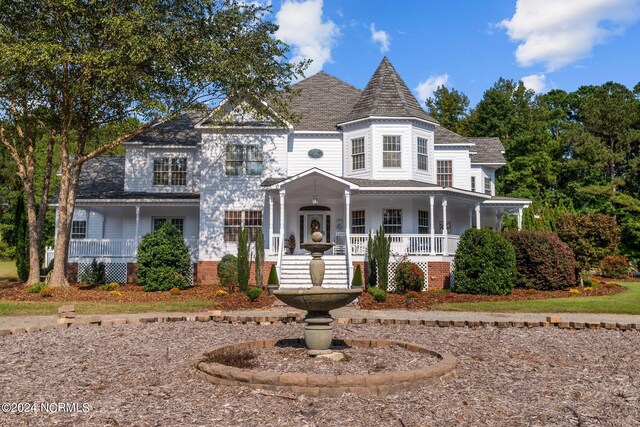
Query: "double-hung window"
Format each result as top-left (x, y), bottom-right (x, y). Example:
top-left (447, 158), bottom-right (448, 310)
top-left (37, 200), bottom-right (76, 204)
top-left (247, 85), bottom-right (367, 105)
top-left (351, 210), bottom-right (365, 234)
top-left (484, 177), bottom-right (492, 195)
top-left (382, 136), bottom-right (401, 168)
top-left (382, 209), bottom-right (402, 234)
top-left (153, 157), bottom-right (187, 186)
top-left (418, 210), bottom-right (430, 234)
top-left (471, 176), bottom-right (476, 192)
top-left (71, 220), bottom-right (87, 239)
top-left (153, 217), bottom-right (185, 235)
top-left (417, 137), bottom-right (428, 171)
top-left (225, 145), bottom-right (263, 176)
top-left (436, 160), bottom-right (453, 187)
top-left (351, 138), bottom-right (365, 171)
top-left (224, 210), bottom-right (263, 242)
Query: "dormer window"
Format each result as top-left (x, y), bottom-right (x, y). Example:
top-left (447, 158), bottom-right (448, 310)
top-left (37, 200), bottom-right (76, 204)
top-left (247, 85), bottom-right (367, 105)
top-left (351, 138), bottom-right (365, 171)
top-left (437, 160), bottom-right (452, 186)
top-left (417, 137), bottom-right (428, 171)
top-left (153, 157), bottom-right (187, 186)
top-left (225, 144), bottom-right (263, 176)
top-left (484, 177), bottom-right (492, 195)
top-left (382, 136), bottom-right (401, 168)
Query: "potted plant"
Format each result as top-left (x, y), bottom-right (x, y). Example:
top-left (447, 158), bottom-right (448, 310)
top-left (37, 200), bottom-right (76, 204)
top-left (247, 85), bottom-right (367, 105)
top-left (288, 234), bottom-right (296, 255)
top-left (267, 264), bottom-right (279, 296)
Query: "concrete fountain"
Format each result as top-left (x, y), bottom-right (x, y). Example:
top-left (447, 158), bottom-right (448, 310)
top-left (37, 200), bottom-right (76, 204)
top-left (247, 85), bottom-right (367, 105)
top-left (273, 230), bottom-right (361, 356)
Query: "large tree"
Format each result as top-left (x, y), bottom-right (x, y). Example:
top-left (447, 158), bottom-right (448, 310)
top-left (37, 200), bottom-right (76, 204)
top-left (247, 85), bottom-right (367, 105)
top-left (0, 0), bottom-right (305, 286)
top-left (425, 85), bottom-right (470, 135)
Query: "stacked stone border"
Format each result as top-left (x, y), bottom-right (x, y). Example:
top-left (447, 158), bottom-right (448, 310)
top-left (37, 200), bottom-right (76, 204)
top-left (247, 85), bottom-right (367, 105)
top-left (194, 338), bottom-right (457, 397)
top-left (1, 309), bottom-right (639, 337)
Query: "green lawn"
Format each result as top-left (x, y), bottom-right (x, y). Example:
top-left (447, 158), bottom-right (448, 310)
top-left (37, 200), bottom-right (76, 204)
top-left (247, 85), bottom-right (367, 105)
top-left (0, 299), bottom-right (217, 317)
top-left (435, 281), bottom-right (640, 315)
top-left (0, 261), bottom-right (17, 281)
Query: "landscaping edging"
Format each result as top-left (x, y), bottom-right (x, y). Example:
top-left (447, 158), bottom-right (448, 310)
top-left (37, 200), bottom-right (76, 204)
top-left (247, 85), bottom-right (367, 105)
top-left (194, 338), bottom-right (457, 397)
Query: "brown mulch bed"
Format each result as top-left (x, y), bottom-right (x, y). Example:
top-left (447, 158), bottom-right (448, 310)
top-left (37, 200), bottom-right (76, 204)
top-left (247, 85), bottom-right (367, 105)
top-left (358, 283), bottom-right (627, 310)
top-left (1, 322), bottom-right (638, 426)
top-left (0, 281), bottom-right (274, 310)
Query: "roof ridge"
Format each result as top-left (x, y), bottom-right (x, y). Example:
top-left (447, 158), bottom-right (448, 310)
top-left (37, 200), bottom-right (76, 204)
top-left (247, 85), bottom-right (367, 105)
top-left (292, 71), bottom-right (362, 93)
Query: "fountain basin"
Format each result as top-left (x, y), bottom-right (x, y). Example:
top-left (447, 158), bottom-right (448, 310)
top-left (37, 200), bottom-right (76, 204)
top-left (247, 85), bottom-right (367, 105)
top-left (273, 288), bottom-right (362, 312)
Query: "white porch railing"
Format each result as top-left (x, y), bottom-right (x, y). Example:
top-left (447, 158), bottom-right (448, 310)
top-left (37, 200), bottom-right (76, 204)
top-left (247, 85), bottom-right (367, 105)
top-left (350, 234), bottom-right (460, 256)
top-left (67, 239), bottom-right (199, 260)
top-left (270, 234), bottom-right (281, 255)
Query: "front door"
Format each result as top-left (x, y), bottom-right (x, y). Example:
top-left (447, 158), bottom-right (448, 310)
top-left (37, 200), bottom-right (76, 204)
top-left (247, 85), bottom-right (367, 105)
top-left (307, 213), bottom-right (324, 242)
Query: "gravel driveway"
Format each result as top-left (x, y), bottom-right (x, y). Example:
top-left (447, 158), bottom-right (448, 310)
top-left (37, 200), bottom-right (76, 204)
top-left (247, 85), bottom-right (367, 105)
top-left (0, 322), bottom-right (638, 426)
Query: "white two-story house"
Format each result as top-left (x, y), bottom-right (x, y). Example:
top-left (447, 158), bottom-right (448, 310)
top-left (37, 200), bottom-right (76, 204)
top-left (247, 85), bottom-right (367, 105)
top-left (51, 58), bottom-right (530, 290)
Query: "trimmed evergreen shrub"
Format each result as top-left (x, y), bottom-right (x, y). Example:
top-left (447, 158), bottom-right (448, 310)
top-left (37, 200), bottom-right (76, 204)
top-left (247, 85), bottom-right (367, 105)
top-left (366, 230), bottom-right (377, 287)
top-left (267, 263), bottom-right (279, 286)
top-left (218, 254), bottom-right (238, 291)
top-left (352, 264), bottom-right (363, 288)
top-left (245, 287), bottom-right (262, 302)
top-left (367, 226), bottom-right (390, 290)
top-left (600, 255), bottom-right (629, 279)
top-left (237, 228), bottom-right (250, 292)
top-left (254, 228), bottom-right (265, 289)
top-left (453, 228), bottom-right (516, 295)
top-left (137, 223), bottom-right (191, 291)
top-left (394, 261), bottom-right (425, 294)
top-left (367, 286), bottom-right (387, 302)
top-left (503, 230), bottom-right (577, 290)
top-left (79, 259), bottom-right (107, 285)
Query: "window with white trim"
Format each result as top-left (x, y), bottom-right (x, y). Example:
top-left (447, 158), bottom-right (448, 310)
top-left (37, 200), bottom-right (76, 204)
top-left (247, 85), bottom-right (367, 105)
top-left (153, 217), bottom-right (185, 235)
top-left (351, 138), bottom-right (365, 171)
top-left (153, 157), bottom-right (187, 186)
top-left (484, 177), bottom-right (492, 195)
top-left (382, 209), bottom-right (402, 234)
top-left (437, 160), bottom-right (453, 187)
top-left (224, 210), bottom-right (263, 242)
top-left (418, 210), bottom-right (429, 234)
top-left (351, 210), bottom-right (365, 234)
top-left (71, 220), bottom-right (87, 239)
top-left (382, 135), bottom-right (401, 168)
top-left (225, 145), bottom-right (263, 176)
top-left (417, 137), bottom-right (428, 171)
top-left (471, 176), bottom-right (476, 192)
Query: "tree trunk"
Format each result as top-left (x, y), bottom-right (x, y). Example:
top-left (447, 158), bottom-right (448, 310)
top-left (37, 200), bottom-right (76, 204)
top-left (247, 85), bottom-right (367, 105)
top-left (23, 183), bottom-right (42, 285)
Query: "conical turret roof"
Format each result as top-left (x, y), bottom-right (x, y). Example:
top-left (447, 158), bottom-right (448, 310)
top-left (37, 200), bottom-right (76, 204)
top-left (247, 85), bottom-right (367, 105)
top-left (342, 57), bottom-right (437, 124)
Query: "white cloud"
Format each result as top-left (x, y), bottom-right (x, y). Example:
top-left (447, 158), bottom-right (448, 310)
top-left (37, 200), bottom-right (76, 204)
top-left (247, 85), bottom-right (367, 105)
top-left (370, 23), bottom-right (391, 52)
top-left (521, 73), bottom-right (547, 93)
top-left (275, 0), bottom-right (339, 75)
top-left (500, 0), bottom-right (640, 71)
top-left (415, 74), bottom-right (449, 103)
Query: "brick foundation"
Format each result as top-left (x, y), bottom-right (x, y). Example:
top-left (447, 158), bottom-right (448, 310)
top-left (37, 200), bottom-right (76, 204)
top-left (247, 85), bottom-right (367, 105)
top-left (127, 263), bottom-right (137, 284)
top-left (427, 262), bottom-right (451, 290)
top-left (197, 261), bottom-right (275, 287)
top-left (66, 263), bottom-right (78, 284)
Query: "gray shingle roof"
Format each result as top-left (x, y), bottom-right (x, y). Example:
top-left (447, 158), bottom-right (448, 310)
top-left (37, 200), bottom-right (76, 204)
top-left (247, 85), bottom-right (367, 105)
top-left (342, 57), bottom-right (437, 124)
top-left (343, 178), bottom-right (439, 188)
top-left (52, 156), bottom-right (199, 201)
top-left (287, 71), bottom-right (362, 131)
top-left (133, 110), bottom-right (206, 146)
top-left (468, 137), bottom-right (506, 164)
top-left (434, 126), bottom-right (472, 145)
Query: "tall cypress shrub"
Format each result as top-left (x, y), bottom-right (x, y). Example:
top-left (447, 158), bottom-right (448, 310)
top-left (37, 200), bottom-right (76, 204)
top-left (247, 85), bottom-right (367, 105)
top-left (14, 194), bottom-right (29, 282)
top-left (366, 230), bottom-right (377, 287)
top-left (373, 226), bottom-right (391, 290)
top-left (237, 228), bottom-right (250, 291)
top-left (254, 228), bottom-right (265, 289)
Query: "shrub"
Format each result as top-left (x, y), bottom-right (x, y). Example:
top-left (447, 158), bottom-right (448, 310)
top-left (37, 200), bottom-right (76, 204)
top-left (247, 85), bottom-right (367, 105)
top-left (27, 282), bottom-right (47, 293)
top-left (406, 291), bottom-right (419, 299)
top-left (368, 226), bottom-right (391, 290)
top-left (169, 287), bottom-right (181, 296)
top-left (237, 228), bottom-right (250, 292)
top-left (245, 287), bottom-right (262, 302)
top-left (503, 230), bottom-right (577, 290)
top-left (583, 278), bottom-right (596, 287)
top-left (109, 290), bottom-right (122, 296)
top-left (215, 289), bottom-right (228, 297)
top-left (569, 288), bottom-right (580, 295)
top-left (453, 228), bottom-right (516, 295)
top-left (217, 254), bottom-right (237, 291)
top-left (367, 287), bottom-right (387, 302)
top-left (600, 255), bottom-right (629, 279)
top-left (137, 223), bottom-right (191, 292)
top-left (254, 228), bottom-right (265, 289)
top-left (352, 264), bottom-right (363, 288)
top-left (267, 264), bottom-right (279, 285)
top-left (394, 261), bottom-right (424, 294)
top-left (39, 287), bottom-right (53, 297)
top-left (79, 259), bottom-right (107, 285)
top-left (98, 282), bottom-right (119, 291)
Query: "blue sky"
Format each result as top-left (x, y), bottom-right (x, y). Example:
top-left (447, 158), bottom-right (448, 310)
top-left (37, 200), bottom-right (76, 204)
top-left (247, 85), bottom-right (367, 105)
top-left (269, 0), bottom-right (640, 106)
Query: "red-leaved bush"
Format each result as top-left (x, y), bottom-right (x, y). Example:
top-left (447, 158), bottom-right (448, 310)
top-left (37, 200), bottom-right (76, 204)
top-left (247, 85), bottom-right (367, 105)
top-left (600, 255), bottom-right (629, 279)
top-left (503, 230), bottom-right (577, 290)
top-left (394, 261), bottom-right (425, 294)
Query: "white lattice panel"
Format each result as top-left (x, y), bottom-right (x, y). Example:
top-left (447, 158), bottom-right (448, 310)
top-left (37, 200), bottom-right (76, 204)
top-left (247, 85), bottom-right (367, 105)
top-left (380, 260), bottom-right (429, 292)
top-left (78, 262), bottom-right (128, 284)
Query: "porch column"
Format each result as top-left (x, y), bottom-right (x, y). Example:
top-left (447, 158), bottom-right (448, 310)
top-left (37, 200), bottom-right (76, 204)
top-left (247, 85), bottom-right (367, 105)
top-left (268, 193), bottom-right (274, 252)
top-left (517, 207), bottom-right (523, 231)
top-left (429, 196), bottom-right (435, 255)
top-left (475, 202), bottom-right (481, 230)
top-left (344, 189), bottom-right (352, 287)
top-left (468, 208), bottom-right (473, 228)
top-left (278, 189), bottom-right (286, 277)
top-left (134, 205), bottom-right (140, 255)
top-left (442, 197), bottom-right (448, 256)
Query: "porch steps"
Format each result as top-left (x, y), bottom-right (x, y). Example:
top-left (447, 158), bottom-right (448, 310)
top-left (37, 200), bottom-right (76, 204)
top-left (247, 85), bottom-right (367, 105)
top-left (279, 255), bottom-right (349, 289)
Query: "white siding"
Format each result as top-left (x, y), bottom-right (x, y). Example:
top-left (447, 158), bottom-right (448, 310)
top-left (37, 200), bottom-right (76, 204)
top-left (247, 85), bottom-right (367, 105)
top-left (125, 146), bottom-right (200, 193)
top-left (287, 134), bottom-right (342, 176)
top-left (342, 123), bottom-right (372, 179)
top-left (411, 125), bottom-right (435, 183)
top-left (434, 146), bottom-right (472, 190)
top-left (370, 122), bottom-right (413, 180)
